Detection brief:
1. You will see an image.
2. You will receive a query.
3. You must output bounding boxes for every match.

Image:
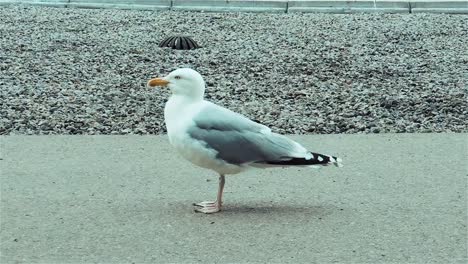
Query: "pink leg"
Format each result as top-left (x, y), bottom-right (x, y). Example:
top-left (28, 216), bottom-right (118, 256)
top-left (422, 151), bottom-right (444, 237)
top-left (194, 175), bottom-right (225, 214)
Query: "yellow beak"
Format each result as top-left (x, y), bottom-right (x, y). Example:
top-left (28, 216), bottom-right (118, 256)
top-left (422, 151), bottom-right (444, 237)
top-left (147, 78), bottom-right (170, 87)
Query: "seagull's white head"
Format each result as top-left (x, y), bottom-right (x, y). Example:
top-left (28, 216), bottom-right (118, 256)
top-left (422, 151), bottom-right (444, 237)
top-left (147, 68), bottom-right (205, 100)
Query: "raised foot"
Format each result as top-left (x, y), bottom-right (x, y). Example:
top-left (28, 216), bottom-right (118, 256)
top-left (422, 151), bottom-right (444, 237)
top-left (193, 201), bottom-right (221, 214)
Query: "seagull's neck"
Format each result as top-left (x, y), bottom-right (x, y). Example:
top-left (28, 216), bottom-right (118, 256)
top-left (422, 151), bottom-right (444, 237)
top-left (165, 94), bottom-right (204, 121)
top-left (168, 94), bottom-right (204, 105)
top-left (164, 94), bottom-right (205, 141)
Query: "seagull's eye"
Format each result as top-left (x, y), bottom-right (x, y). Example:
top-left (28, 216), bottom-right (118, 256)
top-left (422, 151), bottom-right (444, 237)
top-left (174, 75), bottom-right (181, 80)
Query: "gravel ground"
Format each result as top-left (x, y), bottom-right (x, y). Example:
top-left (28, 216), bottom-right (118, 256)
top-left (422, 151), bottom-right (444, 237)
top-left (0, 6), bottom-right (467, 135)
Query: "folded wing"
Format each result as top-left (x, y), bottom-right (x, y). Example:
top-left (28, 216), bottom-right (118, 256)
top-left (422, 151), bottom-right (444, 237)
top-left (187, 102), bottom-right (310, 165)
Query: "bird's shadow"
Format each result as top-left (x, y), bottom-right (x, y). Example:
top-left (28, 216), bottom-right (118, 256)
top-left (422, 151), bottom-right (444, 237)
top-left (191, 202), bottom-right (338, 218)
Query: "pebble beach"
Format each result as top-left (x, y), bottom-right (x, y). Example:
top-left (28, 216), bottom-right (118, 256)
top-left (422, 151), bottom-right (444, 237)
top-left (1, 6), bottom-right (467, 135)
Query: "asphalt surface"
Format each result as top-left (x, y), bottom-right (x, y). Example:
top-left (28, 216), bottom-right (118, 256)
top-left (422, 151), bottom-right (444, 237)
top-left (1, 134), bottom-right (467, 263)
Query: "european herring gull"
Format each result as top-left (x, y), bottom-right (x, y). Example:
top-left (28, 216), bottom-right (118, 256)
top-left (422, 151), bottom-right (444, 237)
top-left (148, 68), bottom-right (342, 213)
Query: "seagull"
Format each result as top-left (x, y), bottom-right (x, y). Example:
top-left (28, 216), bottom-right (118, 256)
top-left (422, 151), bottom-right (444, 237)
top-left (147, 68), bottom-right (342, 213)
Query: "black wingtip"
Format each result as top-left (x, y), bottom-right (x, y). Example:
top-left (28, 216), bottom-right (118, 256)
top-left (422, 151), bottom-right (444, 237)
top-left (266, 152), bottom-right (342, 167)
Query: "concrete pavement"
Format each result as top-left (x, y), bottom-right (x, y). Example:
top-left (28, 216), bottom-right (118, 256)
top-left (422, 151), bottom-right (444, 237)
top-left (1, 0), bottom-right (468, 13)
top-left (1, 134), bottom-right (467, 263)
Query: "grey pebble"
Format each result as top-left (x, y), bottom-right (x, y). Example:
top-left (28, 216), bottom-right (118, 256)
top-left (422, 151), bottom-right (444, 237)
top-left (0, 6), bottom-right (467, 135)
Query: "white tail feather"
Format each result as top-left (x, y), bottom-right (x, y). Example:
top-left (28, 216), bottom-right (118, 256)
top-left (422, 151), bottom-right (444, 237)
top-left (334, 157), bottom-right (343, 167)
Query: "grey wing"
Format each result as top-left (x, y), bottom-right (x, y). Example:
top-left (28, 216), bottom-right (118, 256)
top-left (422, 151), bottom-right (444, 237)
top-left (187, 103), bottom-right (307, 165)
top-left (192, 102), bottom-right (269, 133)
